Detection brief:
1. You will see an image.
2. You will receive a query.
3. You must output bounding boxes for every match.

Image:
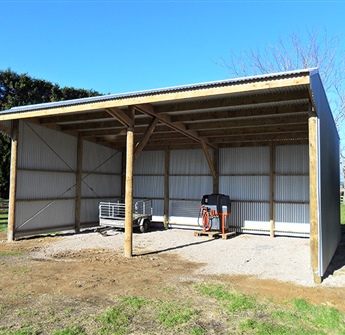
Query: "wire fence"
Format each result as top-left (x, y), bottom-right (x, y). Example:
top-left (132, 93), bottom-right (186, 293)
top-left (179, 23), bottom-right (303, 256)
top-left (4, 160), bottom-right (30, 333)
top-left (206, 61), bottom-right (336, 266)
top-left (0, 200), bottom-right (8, 224)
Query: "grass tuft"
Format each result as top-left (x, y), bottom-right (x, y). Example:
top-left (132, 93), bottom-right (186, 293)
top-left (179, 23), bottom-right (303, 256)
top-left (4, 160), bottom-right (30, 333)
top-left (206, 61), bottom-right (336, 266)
top-left (196, 283), bottom-right (257, 312)
top-left (52, 326), bottom-right (86, 335)
top-left (341, 203), bottom-right (345, 225)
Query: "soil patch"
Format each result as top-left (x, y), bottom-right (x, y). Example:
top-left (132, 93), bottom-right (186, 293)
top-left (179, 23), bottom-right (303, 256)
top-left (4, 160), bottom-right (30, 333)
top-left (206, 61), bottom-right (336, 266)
top-left (1, 228), bottom-right (345, 314)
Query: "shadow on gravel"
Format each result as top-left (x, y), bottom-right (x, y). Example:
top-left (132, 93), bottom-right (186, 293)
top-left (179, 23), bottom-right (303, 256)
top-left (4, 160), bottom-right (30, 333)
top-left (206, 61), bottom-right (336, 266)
top-left (323, 228), bottom-right (345, 281)
top-left (136, 237), bottom-right (217, 256)
top-left (13, 222), bottom-right (167, 241)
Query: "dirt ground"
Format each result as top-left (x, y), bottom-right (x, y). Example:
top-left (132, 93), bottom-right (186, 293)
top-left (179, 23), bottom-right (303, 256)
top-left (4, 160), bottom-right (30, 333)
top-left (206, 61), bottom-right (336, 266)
top-left (1, 227), bottom-right (345, 320)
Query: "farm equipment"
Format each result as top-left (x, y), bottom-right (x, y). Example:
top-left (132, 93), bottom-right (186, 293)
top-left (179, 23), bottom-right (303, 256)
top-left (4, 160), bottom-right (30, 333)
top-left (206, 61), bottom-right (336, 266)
top-left (199, 194), bottom-right (231, 234)
top-left (99, 199), bottom-right (153, 233)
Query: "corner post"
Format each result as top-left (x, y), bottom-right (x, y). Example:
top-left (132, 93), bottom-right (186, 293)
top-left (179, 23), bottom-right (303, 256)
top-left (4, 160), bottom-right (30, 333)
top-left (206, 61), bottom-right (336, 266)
top-left (7, 120), bottom-right (19, 242)
top-left (309, 111), bottom-right (322, 284)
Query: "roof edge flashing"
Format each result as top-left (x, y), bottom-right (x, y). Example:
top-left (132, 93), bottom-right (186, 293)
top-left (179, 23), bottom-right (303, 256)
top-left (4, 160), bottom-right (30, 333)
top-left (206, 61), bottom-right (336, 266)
top-left (1, 68), bottom-right (317, 116)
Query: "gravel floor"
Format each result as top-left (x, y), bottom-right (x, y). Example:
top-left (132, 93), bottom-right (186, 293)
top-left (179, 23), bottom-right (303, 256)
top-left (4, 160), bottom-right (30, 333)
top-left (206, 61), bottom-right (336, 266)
top-left (35, 228), bottom-right (345, 287)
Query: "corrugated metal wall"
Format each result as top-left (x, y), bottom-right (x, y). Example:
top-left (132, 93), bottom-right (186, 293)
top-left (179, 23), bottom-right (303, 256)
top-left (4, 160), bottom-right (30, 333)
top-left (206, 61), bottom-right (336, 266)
top-left (310, 73), bottom-right (341, 277)
top-left (133, 150), bottom-right (165, 220)
top-left (14, 122), bottom-right (313, 238)
top-left (15, 121), bottom-right (121, 236)
top-left (80, 140), bottom-right (122, 224)
top-left (274, 145), bottom-right (310, 236)
top-left (219, 147), bottom-right (271, 233)
top-left (155, 145), bottom-right (311, 234)
top-left (168, 149), bottom-right (213, 226)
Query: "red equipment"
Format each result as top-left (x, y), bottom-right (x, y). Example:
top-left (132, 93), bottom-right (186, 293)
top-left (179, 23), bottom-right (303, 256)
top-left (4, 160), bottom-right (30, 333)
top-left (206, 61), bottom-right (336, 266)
top-left (199, 194), bottom-right (231, 234)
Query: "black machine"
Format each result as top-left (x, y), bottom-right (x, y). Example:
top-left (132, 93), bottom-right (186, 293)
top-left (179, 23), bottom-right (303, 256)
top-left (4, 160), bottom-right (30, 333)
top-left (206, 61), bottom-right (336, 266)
top-left (199, 194), bottom-right (231, 233)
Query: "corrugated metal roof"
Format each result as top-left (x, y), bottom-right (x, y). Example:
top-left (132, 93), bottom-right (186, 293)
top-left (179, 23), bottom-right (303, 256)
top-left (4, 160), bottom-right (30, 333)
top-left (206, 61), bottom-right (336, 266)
top-left (1, 68), bottom-right (318, 115)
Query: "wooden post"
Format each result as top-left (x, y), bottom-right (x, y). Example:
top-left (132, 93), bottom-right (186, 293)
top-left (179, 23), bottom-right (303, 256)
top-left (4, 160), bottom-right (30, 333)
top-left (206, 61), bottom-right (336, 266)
top-left (124, 126), bottom-right (134, 257)
top-left (7, 120), bottom-right (19, 242)
top-left (75, 134), bottom-right (83, 233)
top-left (213, 149), bottom-right (219, 194)
top-left (164, 147), bottom-right (170, 229)
top-left (121, 148), bottom-right (126, 197)
top-left (309, 114), bottom-right (322, 284)
top-left (269, 143), bottom-right (275, 238)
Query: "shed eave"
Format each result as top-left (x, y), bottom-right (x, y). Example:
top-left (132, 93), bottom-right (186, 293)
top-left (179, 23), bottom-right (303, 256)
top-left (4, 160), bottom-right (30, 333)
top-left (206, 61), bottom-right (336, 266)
top-left (0, 72), bottom-right (312, 121)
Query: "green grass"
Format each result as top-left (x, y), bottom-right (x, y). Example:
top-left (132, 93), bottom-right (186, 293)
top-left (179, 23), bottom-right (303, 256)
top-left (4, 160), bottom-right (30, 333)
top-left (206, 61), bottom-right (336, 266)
top-left (0, 282), bottom-right (345, 334)
top-left (0, 251), bottom-right (23, 257)
top-left (195, 283), bottom-right (345, 335)
top-left (0, 212), bottom-right (8, 232)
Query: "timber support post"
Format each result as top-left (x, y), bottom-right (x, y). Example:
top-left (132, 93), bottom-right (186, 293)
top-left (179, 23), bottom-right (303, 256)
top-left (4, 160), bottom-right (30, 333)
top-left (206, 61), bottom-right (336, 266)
top-left (124, 106), bottom-right (135, 258)
top-left (75, 134), bottom-right (83, 233)
top-left (7, 120), bottom-right (19, 242)
top-left (164, 147), bottom-right (170, 229)
top-left (270, 142), bottom-right (275, 238)
top-left (309, 111), bottom-right (322, 284)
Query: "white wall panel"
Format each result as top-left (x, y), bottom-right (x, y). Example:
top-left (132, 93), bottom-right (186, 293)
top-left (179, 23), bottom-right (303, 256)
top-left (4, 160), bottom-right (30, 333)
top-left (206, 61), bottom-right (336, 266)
top-left (17, 170), bottom-right (76, 199)
top-left (275, 203), bottom-right (309, 224)
top-left (15, 200), bottom-right (75, 234)
top-left (275, 176), bottom-right (309, 202)
top-left (229, 202), bottom-right (270, 229)
top-left (18, 121), bottom-right (77, 171)
top-left (83, 140), bottom-right (122, 173)
top-left (169, 176), bottom-right (212, 199)
top-left (134, 150), bottom-right (164, 174)
top-left (275, 145), bottom-right (309, 174)
top-left (220, 147), bottom-right (270, 174)
top-left (219, 176), bottom-right (270, 201)
top-left (134, 176), bottom-right (164, 198)
top-left (81, 174), bottom-right (121, 198)
top-left (151, 199), bottom-right (164, 218)
top-left (170, 149), bottom-right (212, 174)
top-left (81, 199), bottom-right (102, 223)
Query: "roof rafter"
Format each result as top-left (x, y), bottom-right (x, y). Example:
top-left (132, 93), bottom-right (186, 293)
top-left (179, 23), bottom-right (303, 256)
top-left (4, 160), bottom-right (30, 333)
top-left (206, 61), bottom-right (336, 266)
top-left (134, 103), bottom-right (218, 149)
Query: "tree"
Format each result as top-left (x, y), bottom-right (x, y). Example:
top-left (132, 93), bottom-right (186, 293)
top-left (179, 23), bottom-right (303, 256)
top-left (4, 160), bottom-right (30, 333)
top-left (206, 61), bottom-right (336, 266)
top-left (0, 69), bottom-right (101, 199)
top-left (219, 29), bottom-right (345, 195)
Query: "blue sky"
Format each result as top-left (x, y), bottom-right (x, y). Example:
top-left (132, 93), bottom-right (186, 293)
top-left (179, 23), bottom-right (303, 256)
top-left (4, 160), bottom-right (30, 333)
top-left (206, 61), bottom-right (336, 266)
top-left (1, 1), bottom-right (345, 95)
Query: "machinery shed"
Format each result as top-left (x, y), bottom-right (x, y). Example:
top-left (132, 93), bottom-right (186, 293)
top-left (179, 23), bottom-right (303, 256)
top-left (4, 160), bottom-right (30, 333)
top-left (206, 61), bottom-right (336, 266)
top-left (0, 69), bottom-right (340, 283)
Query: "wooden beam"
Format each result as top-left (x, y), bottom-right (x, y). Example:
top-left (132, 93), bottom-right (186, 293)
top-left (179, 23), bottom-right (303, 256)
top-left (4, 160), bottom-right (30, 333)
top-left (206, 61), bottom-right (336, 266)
top-left (199, 124), bottom-right (308, 137)
top-left (309, 113), bottom-right (321, 283)
top-left (155, 89), bottom-right (310, 114)
top-left (169, 105), bottom-right (309, 123)
top-left (134, 103), bottom-right (217, 149)
top-left (201, 141), bottom-right (217, 179)
top-left (75, 134), bottom-right (83, 233)
top-left (7, 120), bottom-right (19, 241)
top-left (164, 147), bottom-right (170, 229)
top-left (38, 111), bottom-right (111, 124)
top-left (106, 107), bottom-right (134, 127)
top-left (186, 114), bottom-right (308, 130)
top-left (213, 149), bottom-right (219, 194)
top-left (270, 142), bottom-right (275, 238)
top-left (134, 117), bottom-right (158, 160)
